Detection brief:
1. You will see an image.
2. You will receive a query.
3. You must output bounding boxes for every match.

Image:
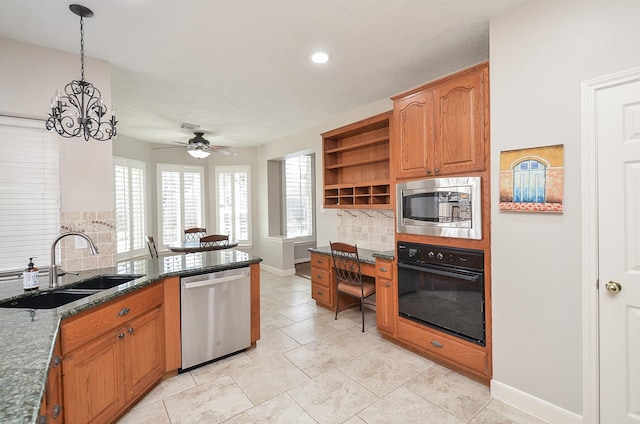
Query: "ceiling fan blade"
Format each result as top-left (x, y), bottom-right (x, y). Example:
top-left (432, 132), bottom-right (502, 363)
top-left (152, 146), bottom-right (184, 150)
top-left (209, 145), bottom-right (237, 156)
top-left (172, 141), bottom-right (190, 146)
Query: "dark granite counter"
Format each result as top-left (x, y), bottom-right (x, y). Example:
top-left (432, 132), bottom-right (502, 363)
top-left (0, 249), bottom-right (261, 424)
top-left (308, 246), bottom-right (395, 263)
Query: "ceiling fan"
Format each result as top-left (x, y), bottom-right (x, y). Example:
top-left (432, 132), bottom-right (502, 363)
top-left (153, 132), bottom-right (237, 159)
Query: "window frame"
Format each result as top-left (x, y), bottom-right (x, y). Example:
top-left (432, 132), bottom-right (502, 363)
top-left (114, 156), bottom-right (147, 260)
top-left (282, 154), bottom-right (315, 241)
top-left (156, 163), bottom-right (206, 248)
top-left (214, 165), bottom-right (252, 247)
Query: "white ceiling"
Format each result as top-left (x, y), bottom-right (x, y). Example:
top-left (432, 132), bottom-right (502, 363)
top-left (0, 0), bottom-right (527, 147)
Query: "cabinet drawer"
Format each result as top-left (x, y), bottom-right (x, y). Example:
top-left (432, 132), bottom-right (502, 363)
top-left (311, 269), bottom-right (331, 288)
top-left (397, 319), bottom-right (487, 376)
top-left (375, 261), bottom-right (394, 279)
top-left (311, 283), bottom-right (331, 305)
top-left (61, 283), bottom-right (164, 354)
top-left (311, 254), bottom-right (331, 271)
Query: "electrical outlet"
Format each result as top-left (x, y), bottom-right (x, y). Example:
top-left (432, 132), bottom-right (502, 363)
top-left (75, 236), bottom-right (88, 249)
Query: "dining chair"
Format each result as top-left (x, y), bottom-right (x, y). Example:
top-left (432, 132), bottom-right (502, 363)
top-left (330, 241), bottom-right (376, 332)
top-left (200, 234), bottom-right (229, 248)
top-left (145, 235), bottom-right (158, 258)
top-left (184, 227), bottom-right (207, 241)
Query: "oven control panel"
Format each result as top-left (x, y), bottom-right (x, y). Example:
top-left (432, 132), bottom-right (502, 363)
top-left (397, 242), bottom-right (484, 271)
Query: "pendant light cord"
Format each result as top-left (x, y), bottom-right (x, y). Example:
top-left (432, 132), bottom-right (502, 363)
top-left (80, 16), bottom-right (85, 82)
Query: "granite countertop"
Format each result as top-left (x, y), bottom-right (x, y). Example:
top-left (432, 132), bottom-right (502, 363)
top-left (308, 246), bottom-right (395, 263)
top-left (0, 249), bottom-right (262, 424)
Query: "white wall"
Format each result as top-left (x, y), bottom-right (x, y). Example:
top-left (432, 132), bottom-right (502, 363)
top-left (0, 37), bottom-right (114, 212)
top-left (490, 0), bottom-right (640, 419)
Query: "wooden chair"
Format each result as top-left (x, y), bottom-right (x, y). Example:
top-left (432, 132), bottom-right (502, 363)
top-left (330, 241), bottom-right (376, 332)
top-left (184, 227), bottom-right (207, 241)
top-left (145, 235), bottom-right (158, 258)
top-left (200, 234), bottom-right (229, 248)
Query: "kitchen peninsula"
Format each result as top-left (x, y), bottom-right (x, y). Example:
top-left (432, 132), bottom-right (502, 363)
top-left (0, 249), bottom-right (262, 424)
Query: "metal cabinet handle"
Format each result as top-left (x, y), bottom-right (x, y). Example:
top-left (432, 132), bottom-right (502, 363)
top-left (118, 333), bottom-right (125, 339)
top-left (317, 290), bottom-right (323, 295)
top-left (127, 327), bottom-right (134, 334)
top-left (52, 404), bottom-right (61, 419)
top-left (385, 282), bottom-right (391, 288)
top-left (431, 340), bottom-right (443, 348)
top-left (117, 307), bottom-right (130, 316)
top-left (379, 267), bottom-right (388, 272)
top-left (426, 169), bottom-right (432, 175)
top-left (434, 168), bottom-right (440, 173)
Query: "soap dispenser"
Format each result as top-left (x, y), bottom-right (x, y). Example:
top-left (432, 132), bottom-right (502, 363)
top-left (23, 258), bottom-right (40, 291)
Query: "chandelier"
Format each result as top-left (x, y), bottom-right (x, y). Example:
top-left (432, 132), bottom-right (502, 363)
top-left (46, 4), bottom-right (117, 141)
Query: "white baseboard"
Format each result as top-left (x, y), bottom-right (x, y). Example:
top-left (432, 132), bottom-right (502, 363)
top-left (260, 263), bottom-right (296, 276)
top-left (491, 380), bottom-right (583, 424)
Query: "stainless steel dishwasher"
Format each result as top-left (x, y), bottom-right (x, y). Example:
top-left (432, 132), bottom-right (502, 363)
top-left (180, 267), bottom-right (251, 370)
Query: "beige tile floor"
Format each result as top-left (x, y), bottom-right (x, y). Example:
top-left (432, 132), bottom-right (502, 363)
top-left (118, 270), bottom-right (549, 424)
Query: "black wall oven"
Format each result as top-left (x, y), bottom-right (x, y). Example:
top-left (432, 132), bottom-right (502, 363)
top-left (397, 242), bottom-right (485, 346)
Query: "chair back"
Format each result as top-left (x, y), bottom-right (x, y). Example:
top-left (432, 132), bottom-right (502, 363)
top-left (200, 234), bottom-right (229, 248)
top-left (184, 227), bottom-right (207, 241)
top-left (330, 241), bottom-right (362, 286)
top-left (146, 235), bottom-right (158, 258)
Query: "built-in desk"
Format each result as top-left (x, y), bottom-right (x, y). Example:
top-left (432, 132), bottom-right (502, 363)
top-left (307, 246), bottom-right (394, 311)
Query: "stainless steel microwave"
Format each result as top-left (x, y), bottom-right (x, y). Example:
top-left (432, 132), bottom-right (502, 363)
top-left (396, 176), bottom-right (482, 239)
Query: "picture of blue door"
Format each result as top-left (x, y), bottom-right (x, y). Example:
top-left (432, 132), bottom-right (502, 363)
top-left (513, 160), bottom-right (546, 202)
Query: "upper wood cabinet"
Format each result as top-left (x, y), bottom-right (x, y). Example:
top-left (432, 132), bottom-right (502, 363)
top-left (322, 111), bottom-right (392, 209)
top-left (392, 63), bottom-right (489, 179)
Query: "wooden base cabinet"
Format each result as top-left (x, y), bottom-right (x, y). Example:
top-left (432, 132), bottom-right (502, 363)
top-left (61, 283), bottom-right (165, 424)
top-left (39, 334), bottom-right (63, 422)
top-left (375, 258), bottom-right (396, 336)
top-left (310, 252), bottom-right (333, 308)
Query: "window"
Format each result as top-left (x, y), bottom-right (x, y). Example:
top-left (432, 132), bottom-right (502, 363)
top-left (114, 157), bottom-right (146, 258)
top-left (0, 117), bottom-right (60, 272)
top-left (284, 154), bottom-right (314, 238)
top-left (215, 165), bottom-right (251, 245)
top-left (157, 164), bottom-right (205, 247)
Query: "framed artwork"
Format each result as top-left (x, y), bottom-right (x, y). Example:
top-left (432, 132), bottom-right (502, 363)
top-left (499, 144), bottom-right (564, 213)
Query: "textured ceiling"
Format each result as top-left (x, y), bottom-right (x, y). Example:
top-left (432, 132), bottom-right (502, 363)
top-left (0, 0), bottom-right (527, 147)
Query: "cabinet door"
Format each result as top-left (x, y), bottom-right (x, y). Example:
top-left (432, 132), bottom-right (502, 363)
top-left (393, 88), bottom-right (435, 179)
top-left (62, 330), bottom-right (126, 424)
top-left (40, 334), bottom-right (63, 422)
top-left (433, 67), bottom-right (487, 175)
top-left (124, 306), bottom-right (165, 400)
top-left (375, 259), bottom-right (397, 335)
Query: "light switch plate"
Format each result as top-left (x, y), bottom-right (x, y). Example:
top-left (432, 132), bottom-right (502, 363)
top-left (75, 236), bottom-right (88, 249)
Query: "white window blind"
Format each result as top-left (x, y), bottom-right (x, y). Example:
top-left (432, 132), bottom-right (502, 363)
top-left (284, 154), bottom-right (313, 238)
top-left (114, 157), bottom-right (146, 258)
top-left (215, 165), bottom-right (251, 245)
top-left (157, 164), bottom-right (204, 247)
top-left (0, 117), bottom-right (60, 272)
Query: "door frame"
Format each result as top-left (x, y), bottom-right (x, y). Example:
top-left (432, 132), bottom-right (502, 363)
top-left (581, 65), bottom-right (640, 424)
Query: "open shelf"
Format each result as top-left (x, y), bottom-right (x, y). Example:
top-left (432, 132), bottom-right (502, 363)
top-left (322, 111), bottom-right (392, 209)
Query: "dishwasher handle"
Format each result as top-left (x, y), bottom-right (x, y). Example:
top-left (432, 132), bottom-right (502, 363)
top-left (182, 271), bottom-right (248, 290)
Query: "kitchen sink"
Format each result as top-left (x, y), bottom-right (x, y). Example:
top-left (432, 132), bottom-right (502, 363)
top-left (69, 274), bottom-right (145, 290)
top-left (0, 290), bottom-right (93, 309)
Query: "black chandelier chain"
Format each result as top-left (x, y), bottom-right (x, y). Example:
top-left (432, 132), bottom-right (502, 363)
top-left (45, 4), bottom-right (117, 141)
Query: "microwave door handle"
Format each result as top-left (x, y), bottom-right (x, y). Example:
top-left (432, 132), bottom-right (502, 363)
top-left (398, 262), bottom-right (480, 282)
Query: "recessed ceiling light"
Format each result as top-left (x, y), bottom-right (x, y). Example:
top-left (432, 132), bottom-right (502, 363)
top-left (311, 52), bottom-right (329, 64)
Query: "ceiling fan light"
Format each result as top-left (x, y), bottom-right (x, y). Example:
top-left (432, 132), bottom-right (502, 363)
top-left (188, 148), bottom-right (210, 159)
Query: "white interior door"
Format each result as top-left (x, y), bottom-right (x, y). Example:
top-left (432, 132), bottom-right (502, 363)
top-left (597, 75), bottom-right (640, 423)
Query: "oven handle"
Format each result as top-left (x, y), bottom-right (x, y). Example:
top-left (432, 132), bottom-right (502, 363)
top-left (397, 262), bottom-right (482, 282)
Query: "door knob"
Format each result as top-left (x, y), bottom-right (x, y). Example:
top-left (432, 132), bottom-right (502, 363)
top-left (605, 280), bottom-right (622, 294)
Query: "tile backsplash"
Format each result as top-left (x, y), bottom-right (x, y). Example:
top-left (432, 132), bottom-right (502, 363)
top-left (336, 209), bottom-right (395, 252)
top-left (59, 211), bottom-right (116, 272)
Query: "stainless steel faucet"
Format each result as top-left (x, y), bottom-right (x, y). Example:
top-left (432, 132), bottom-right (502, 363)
top-left (49, 231), bottom-right (99, 288)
